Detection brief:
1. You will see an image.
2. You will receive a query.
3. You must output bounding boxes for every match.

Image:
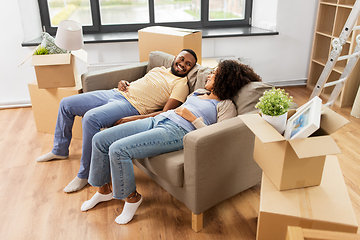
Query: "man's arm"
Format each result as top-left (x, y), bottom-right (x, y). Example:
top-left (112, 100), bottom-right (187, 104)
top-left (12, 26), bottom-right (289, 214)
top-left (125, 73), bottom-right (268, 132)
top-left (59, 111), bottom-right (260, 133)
top-left (113, 98), bottom-right (183, 125)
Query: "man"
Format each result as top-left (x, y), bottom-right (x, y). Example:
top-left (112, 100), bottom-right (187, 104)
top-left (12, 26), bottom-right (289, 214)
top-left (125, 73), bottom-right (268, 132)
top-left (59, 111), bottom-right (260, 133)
top-left (36, 49), bottom-right (197, 193)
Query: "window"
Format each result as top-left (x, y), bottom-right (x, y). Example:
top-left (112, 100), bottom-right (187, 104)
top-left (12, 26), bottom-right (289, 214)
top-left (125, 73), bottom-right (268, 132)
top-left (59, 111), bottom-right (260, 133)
top-left (38, 0), bottom-right (253, 35)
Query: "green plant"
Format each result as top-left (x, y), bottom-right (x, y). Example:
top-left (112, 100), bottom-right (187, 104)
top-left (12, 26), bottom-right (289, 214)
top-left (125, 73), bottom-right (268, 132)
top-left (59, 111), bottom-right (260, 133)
top-left (34, 46), bottom-right (49, 55)
top-left (255, 87), bottom-right (293, 116)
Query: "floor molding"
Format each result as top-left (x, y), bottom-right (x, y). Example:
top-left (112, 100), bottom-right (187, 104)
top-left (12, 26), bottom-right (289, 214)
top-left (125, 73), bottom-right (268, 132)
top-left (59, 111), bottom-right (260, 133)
top-left (0, 99), bottom-right (31, 109)
top-left (266, 78), bottom-right (307, 87)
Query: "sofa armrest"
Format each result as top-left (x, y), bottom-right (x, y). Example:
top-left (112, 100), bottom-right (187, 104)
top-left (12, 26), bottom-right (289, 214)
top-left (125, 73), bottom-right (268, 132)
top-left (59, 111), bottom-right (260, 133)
top-left (183, 116), bottom-right (261, 214)
top-left (81, 62), bottom-right (149, 92)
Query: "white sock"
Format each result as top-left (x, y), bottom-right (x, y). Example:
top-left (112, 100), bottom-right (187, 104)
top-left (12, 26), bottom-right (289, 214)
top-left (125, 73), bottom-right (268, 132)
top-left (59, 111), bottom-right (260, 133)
top-left (81, 191), bottom-right (113, 211)
top-left (63, 176), bottom-right (88, 193)
top-left (36, 152), bottom-right (68, 162)
top-left (115, 196), bottom-right (143, 225)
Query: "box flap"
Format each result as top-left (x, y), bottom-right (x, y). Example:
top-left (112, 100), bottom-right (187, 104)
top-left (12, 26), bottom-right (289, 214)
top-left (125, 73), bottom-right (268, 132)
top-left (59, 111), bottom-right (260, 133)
top-left (319, 105), bottom-right (349, 134)
top-left (288, 136), bottom-right (341, 158)
top-left (19, 50), bottom-right (36, 67)
top-left (71, 49), bottom-right (88, 63)
top-left (239, 114), bottom-right (285, 143)
top-left (31, 53), bottom-right (71, 66)
top-left (140, 26), bottom-right (201, 35)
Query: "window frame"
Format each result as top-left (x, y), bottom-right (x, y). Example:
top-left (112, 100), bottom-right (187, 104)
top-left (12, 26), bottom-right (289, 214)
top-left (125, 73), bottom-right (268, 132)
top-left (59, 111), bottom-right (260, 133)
top-left (38, 0), bottom-right (253, 35)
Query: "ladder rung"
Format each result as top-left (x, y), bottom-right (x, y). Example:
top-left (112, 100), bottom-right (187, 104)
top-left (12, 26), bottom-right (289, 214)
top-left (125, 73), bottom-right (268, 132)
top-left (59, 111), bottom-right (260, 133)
top-left (324, 78), bottom-right (347, 88)
top-left (338, 51), bottom-right (360, 61)
top-left (353, 25), bottom-right (360, 31)
top-left (323, 101), bottom-right (334, 107)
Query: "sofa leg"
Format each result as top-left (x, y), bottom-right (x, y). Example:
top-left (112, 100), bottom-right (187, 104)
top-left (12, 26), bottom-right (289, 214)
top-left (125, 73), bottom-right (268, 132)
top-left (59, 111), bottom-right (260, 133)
top-left (192, 212), bottom-right (203, 232)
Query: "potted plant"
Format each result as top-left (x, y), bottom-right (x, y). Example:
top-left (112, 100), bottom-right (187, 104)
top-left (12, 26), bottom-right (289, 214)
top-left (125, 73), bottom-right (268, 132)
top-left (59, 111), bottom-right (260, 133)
top-left (255, 87), bottom-right (293, 134)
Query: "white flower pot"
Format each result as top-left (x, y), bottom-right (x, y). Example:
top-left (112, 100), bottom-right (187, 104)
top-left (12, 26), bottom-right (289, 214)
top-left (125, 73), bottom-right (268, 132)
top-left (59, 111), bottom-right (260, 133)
top-left (262, 112), bottom-right (288, 135)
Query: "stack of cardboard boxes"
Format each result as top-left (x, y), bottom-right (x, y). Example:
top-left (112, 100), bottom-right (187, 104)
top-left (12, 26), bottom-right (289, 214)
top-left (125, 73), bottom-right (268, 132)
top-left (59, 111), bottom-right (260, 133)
top-left (240, 106), bottom-right (358, 240)
top-left (26, 50), bottom-right (87, 140)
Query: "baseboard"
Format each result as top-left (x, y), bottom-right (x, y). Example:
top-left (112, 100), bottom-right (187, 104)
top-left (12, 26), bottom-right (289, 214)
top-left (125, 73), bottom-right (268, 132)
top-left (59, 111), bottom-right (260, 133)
top-left (266, 78), bottom-right (307, 87)
top-left (0, 99), bottom-right (32, 109)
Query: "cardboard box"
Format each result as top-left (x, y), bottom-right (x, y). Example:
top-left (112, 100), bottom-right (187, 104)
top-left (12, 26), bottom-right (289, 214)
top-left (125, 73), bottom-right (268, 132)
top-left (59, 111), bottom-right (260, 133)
top-left (256, 155), bottom-right (358, 240)
top-left (138, 26), bottom-right (202, 64)
top-left (22, 49), bottom-right (87, 89)
top-left (240, 106), bottom-right (349, 190)
top-left (28, 80), bottom-right (83, 139)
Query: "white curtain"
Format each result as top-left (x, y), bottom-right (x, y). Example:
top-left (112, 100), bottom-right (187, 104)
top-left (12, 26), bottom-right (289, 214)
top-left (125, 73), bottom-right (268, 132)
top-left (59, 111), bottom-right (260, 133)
top-left (18, 0), bottom-right (43, 42)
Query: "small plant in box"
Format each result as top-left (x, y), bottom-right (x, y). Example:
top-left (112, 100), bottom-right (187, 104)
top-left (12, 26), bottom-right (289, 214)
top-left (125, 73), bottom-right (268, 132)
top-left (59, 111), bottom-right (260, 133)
top-left (34, 46), bottom-right (49, 55)
top-left (255, 87), bottom-right (293, 134)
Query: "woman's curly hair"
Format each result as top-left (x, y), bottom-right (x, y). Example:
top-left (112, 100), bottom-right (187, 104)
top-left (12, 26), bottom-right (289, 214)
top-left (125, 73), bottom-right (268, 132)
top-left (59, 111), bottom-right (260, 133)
top-left (212, 60), bottom-right (262, 100)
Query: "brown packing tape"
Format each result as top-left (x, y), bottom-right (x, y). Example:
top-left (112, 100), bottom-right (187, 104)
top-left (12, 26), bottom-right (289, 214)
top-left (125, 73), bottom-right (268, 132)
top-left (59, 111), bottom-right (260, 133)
top-left (295, 180), bottom-right (306, 189)
top-left (298, 188), bottom-right (313, 219)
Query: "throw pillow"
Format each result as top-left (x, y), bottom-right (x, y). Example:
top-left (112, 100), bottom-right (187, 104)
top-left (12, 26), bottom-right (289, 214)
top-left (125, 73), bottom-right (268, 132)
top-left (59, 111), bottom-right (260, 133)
top-left (41, 32), bottom-right (68, 54)
top-left (232, 82), bottom-right (273, 115)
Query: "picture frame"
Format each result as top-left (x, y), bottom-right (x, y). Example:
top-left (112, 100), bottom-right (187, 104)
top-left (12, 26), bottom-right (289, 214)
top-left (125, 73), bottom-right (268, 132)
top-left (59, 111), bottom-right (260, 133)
top-left (284, 96), bottom-right (322, 140)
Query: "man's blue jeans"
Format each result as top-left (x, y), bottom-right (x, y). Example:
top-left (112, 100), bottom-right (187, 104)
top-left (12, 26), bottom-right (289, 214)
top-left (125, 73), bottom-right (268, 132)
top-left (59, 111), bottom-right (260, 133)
top-left (88, 115), bottom-right (188, 200)
top-left (52, 89), bottom-right (139, 179)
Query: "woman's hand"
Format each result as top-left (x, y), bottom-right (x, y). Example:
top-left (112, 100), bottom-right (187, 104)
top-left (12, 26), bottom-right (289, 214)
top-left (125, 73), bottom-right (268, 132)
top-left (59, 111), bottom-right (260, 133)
top-left (174, 107), bottom-right (197, 122)
top-left (118, 80), bottom-right (130, 92)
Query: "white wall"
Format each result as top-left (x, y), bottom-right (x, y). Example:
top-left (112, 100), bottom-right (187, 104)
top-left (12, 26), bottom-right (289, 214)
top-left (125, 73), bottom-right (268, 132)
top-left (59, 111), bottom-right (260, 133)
top-left (0, 0), bottom-right (318, 108)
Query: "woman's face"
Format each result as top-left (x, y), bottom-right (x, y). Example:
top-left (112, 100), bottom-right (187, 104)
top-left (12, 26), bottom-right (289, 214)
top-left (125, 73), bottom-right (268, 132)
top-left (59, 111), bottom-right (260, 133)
top-left (205, 67), bottom-right (217, 91)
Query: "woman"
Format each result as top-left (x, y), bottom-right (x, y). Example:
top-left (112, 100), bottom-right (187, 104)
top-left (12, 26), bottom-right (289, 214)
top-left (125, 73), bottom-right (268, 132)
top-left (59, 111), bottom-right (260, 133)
top-left (81, 60), bottom-right (262, 224)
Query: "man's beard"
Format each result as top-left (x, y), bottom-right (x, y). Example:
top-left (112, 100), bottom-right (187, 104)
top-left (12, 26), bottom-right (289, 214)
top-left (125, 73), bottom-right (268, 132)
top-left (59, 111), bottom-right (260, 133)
top-left (170, 60), bottom-right (187, 77)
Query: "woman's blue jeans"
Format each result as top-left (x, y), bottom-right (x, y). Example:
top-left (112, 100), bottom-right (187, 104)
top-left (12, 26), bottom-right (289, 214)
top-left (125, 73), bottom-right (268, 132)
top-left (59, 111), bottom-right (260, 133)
top-left (52, 89), bottom-right (139, 179)
top-left (88, 115), bottom-right (188, 200)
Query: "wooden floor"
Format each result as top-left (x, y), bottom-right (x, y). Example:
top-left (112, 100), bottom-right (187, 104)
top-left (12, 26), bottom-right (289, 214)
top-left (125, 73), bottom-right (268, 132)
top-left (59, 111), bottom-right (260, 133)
top-left (0, 86), bottom-right (359, 240)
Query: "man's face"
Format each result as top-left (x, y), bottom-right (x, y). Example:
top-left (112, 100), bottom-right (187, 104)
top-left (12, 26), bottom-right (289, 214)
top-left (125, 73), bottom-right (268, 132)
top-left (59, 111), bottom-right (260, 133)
top-left (170, 51), bottom-right (196, 77)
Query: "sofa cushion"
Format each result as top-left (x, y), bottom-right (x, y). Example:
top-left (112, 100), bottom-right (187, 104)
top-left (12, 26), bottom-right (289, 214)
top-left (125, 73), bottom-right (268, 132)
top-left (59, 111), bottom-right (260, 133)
top-left (147, 51), bottom-right (175, 72)
top-left (134, 150), bottom-right (185, 187)
top-left (232, 81), bottom-right (273, 115)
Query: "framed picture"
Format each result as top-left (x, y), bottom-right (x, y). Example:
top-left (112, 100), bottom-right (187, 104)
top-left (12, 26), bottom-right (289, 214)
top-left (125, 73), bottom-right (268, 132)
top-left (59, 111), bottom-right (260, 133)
top-left (284, 96), bottom-right (322, 140)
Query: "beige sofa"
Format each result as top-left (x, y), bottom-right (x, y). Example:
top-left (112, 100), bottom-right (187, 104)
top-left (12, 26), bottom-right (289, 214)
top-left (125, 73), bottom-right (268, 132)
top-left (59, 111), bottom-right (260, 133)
top-left (81, 51), bottom-right (272, 232)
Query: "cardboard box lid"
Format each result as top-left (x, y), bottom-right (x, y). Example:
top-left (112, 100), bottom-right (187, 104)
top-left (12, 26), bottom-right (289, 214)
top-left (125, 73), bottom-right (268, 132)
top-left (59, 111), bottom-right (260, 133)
top-left (319, 105), bottom-right (349, 135)
top-left (139, 26), bottom-right (201, 36)
top-left (240, 114), bottom-right (285, 143)
top-left (260, 156), bottom-right (358, 227)
top-left (20, 49), bottom-right (87, 67)
top-left (288, 136), bottom-right (341, 159)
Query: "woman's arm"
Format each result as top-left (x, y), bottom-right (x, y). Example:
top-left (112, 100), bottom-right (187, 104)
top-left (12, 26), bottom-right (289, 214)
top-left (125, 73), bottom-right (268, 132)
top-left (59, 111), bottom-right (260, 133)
top-left (175, 99), bottom-right (238, 130)
top-left (217, 100), bottom-right (237, 122)
top-left (174, 107), bottom-right (207, 129)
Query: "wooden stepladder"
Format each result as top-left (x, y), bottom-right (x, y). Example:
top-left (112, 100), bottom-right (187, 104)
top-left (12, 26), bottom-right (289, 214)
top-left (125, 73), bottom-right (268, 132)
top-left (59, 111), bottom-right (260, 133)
top-left (310, 0), bottom-right (360, 108)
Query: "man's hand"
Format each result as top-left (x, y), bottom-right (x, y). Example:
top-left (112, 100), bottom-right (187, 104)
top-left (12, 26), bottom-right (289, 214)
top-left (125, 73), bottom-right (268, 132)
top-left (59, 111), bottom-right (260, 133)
top-left (118, 80), bottom-right (130, 92)
top-left (174, 107), bottom-right (197, 122)
top-left (113, 115), bottom-right (141, 126)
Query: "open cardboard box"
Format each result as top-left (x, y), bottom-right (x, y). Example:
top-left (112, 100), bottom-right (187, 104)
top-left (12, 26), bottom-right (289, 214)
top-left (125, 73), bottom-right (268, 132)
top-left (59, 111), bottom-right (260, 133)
top-left (21, 49), bottom-right (87, 89)
top-left (239, 105), bottom-right (349, 191)
top-left (138, 26), bottom-right (202, 64)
